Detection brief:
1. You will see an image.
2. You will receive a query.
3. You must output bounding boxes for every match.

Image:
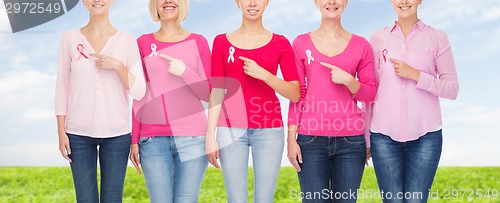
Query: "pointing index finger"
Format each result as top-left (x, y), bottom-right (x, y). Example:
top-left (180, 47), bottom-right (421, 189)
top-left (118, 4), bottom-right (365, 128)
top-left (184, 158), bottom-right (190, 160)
top-left (160, 54), bottom-right (175, 61)
top-left (320, 62), bottom-right (336, 70)
top-left (389, 58), bottom-right (400, 64)
top-left (89, 53), bottom-right (102, 59)
top-left (239, 56), bottom-right (253, 62)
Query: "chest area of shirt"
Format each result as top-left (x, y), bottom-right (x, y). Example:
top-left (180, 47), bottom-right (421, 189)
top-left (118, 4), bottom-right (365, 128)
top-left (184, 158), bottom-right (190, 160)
top-left (69, 40), bottom-right (127, 73)
top-left (223, 46), bottom-right (281, 75)
top-left (141, 39), bottom-right (200, 68)
top-left (377, 34), bottom-right (438, 74)
top-left (141, 39), bottom-right (202, 94)
top-left (301, 46), bottom-right (360, 79)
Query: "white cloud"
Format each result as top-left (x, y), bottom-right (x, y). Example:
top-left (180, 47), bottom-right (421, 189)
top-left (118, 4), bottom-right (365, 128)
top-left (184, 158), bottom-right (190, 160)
top-left (0, 70), bottom-right (56, 124)
top-left (442, 101), bottom-right (500, 124)
top-left (441, 142), bottom-right (500, 166)
top-left (444, 108), bottom-right (500, 124)
top-left (110, 1), bottom-right (153, 35)
top-left (421, 0), bottom-right (500, 30)
top-left (20, 108), bottom-right (54, 123)
top-left (264, 0), bottom-right (319, 32)
top-left (0, 142), bottom-right (67, 166)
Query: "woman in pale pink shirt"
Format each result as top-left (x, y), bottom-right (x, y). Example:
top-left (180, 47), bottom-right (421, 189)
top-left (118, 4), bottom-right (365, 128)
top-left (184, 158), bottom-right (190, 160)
top-left (55, 0), bottom-right (146, 202)
top-left (367, 0), bottom-right (459, 202)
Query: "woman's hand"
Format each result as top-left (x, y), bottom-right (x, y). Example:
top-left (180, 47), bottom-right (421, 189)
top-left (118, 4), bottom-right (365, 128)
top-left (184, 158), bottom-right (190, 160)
top-left (366, 148), bottom-right (371, 166)
top-left (58, 130), bottom-right (72, 162)
top-left (239, 56), bottom-right (271, 81)
top-left (91, 53), bottom-right (125, 71)
top-left (206, 136), bottom-right (220, 168)
top-left (390, 58), bottom-right (420, 82)
top-left (130, 144), bottom-right (141, 174)
top-left (287, 140), bottom-right (302, 172)
top-left (160, 54), bottom-right (187, 77)
top-left (321, 62), bottom-right (355, 85)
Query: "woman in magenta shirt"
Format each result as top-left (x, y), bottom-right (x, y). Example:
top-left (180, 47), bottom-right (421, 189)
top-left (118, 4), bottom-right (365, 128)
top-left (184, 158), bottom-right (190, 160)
top-left (205, 0), bottom-right (300, 202)
top-left (368, 0), bottom-right (459, 202)
top-left (129, 0), bottom-right (211, 202)
top-left (287, 0), bottom-right (377, 202)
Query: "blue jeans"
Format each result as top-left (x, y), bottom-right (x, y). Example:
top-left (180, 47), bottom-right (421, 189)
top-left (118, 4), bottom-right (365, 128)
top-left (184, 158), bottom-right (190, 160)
top-left (297, 134), bottom-right (366, 203)
top-left (217, 127), bottom-right (285, 203)
top-left (68, 133), bottom-right (131, 203)
top-left (139, 136), bottom-right (208, 203)
top-left (371, 130), bottom-right (443, 203)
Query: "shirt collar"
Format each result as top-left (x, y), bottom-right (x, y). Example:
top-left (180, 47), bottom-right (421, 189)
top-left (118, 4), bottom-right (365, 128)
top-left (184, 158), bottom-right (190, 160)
top-left (389, 20), bottom-right (426, 33)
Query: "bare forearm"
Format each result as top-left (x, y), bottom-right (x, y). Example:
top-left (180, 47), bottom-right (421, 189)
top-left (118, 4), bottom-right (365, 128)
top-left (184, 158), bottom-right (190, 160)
top-left (287, 125), bottom-right (299, 143)
top-left (264, 74), bottom-right (300, 102)
top-left (345, 78), bottom-right (361, 95)
top-left (56, 115), bottom-right (66, 133)
top-left (206, 89), bottom-right (225, 139)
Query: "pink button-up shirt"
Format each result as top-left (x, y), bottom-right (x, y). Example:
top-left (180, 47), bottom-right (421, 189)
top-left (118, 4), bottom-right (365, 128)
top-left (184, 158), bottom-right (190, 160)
top-left (366, 21), bottom-right (459, 146)
top-left (55, 30), bottom-right (146, 138)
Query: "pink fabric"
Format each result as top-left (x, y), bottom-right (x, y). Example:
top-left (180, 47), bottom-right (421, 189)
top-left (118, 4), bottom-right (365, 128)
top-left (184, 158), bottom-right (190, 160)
top-left (55, 29), bottom-right (146, 138)
top-left (366, 20), bottom-right (459, 146)
top-left (131, 33), bottom-right (211, 144)
top-left (211, 33), bottom-right (299, 129)
top-left (288, 33), bottom-right (377, 139)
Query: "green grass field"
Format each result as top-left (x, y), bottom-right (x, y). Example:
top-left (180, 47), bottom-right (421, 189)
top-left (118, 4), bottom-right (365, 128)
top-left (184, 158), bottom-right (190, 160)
top-left (1, 167), bottom-right (499, 202)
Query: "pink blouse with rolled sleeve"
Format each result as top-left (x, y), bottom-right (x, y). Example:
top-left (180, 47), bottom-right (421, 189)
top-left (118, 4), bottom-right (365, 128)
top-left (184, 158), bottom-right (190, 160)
top-left (366, 20), bottom-right (459, 146)
top-left (55, 29), bottom-right (146, 138)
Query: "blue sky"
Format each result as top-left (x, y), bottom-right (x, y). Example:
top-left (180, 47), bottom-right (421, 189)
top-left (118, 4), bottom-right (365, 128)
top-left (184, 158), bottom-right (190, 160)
top-left (0, 0), bottom-right (499, 166)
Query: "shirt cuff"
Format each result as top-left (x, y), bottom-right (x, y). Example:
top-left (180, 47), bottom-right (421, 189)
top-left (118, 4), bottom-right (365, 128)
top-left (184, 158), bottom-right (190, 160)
top-left (416, 71), bottom-right (434, 91)
top-left (364, 132), bottom-right (371, 148)
top-left (180, 66), bottom-right (199, 83)
top-left (287, 118), bottom-right (299, 126)
top-left (128, 78), bottom-right (146, 100)
top-left (131, 134), bottom-right (139, 144)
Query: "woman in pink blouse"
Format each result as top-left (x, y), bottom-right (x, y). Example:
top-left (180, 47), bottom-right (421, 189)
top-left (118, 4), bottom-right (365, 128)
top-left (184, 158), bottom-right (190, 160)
top-left (368, 0), bottom-right (459, 202)
top-left (287, 0), bottom-right (377, 202)
top-left (128, 0), bottom-right (211, 202)
top-left (55, 0), bottom-right (146, 202)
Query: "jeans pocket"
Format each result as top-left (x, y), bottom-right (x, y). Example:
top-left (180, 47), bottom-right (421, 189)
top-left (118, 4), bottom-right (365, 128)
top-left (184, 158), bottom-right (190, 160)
top-left (296, 134), bottom-right (316, 145)
top-left (190, 136), bottom-right (206, 140)
top-left (343, 135), bottom-right (365, 145)
top-left (139, 137), bottom-right (154, 146)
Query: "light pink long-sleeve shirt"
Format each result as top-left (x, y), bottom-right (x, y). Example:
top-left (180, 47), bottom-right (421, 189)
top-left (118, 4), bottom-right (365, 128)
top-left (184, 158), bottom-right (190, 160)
top-left (366, 21), bottom-right (459, 146)
top-left (288, 33), bottom-right (377, 137)
top-left (55, 29), bottom-right (146, 138)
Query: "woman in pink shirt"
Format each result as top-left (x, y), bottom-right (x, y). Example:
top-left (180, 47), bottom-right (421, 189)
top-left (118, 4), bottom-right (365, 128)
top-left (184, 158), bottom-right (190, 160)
top-left (287, 0), bottom-right (377, 202)
top-left (368, 0), bottom-right (459, 202)
top-left (128, 0), bottom-right (211, 202)
top-left (55, 0), bottom-right (146, 202)
top-left (205, 0), bottom-right (300, 202)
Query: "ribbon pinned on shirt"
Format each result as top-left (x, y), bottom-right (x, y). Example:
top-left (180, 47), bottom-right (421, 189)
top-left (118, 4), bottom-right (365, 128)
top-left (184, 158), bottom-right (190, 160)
top-left (77, 44), bottom-right (88, 60)
top-left (149, 43), bottom-right (158, 57)
top-left (228, 46), bottom-right (235, 63)
top-left (382, 49), bottom-right (388, 64)
top-left (306, 49), bottom-right (314, 65)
